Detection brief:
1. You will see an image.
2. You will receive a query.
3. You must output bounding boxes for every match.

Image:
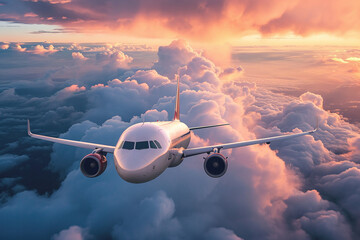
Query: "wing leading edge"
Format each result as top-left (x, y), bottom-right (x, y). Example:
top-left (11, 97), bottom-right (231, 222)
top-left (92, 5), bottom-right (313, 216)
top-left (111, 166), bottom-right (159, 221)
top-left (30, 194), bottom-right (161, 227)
top-left (183, 126), bottom-right (318, 158)
top-left (27, 120), bottom-right (115, 153)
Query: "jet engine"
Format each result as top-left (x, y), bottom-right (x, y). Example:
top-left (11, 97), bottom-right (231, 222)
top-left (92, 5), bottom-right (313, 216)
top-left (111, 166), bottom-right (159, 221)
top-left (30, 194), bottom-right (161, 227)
top-left (80, 152), bottom-right (107, 178)
top-left (203, 153), bottom-right (228, 178)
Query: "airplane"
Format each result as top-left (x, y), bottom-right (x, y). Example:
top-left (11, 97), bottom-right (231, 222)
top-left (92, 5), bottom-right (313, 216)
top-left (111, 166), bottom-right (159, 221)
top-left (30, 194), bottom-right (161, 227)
top-left (28, 77), bottom-right (318, 183)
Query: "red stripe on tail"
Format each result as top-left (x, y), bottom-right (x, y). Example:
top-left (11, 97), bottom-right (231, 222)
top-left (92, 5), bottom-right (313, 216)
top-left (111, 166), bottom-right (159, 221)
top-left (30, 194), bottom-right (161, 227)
top-left (173, 75), bottom-right (180, 120)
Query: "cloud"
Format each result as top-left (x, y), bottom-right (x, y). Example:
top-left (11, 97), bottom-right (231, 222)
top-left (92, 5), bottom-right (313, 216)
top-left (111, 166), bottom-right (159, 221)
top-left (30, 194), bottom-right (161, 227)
top-left (71, 52), bottom-right (87, 60)
top-left (153, 39), bottom-right (198, 78)
top-left (28, 44), bottom-right (58, 55)
top-left (11, 43), bottom-right (27, 52)
top-left (346, 57), bottom-right (360, 62)
top-left (0, 154), bottom-right (29, 174)
top-left (1, 40), bottom-right (360, 240)
top-left (52, 226), bottom-right (89, 240)
top-left (331, 57), bottom-right (348, 63)
top-left (1, 1), bottom-right (360, 40)
top-left (24, 12), bottom-right (38, 17)
top-left (204, 227), bottom-right (244, 240)
top-left (46, 0), bottom-right (72, 4)
top-left (0, 43), bottom-right (9, 50)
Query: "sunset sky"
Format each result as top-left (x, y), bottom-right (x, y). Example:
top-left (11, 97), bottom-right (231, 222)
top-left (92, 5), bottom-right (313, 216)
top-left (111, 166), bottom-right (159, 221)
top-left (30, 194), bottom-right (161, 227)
top-left (1, 1), bottom-right (360, 240)
top-left (1, 0), bottom-right (360, 45)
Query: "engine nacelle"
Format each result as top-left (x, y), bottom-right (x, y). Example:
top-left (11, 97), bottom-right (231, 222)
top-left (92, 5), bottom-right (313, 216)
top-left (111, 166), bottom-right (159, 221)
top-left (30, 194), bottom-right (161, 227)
top-left (80, 153), bottom-right (107, 178)
top-left (204, 153), bottom-right (228, 178)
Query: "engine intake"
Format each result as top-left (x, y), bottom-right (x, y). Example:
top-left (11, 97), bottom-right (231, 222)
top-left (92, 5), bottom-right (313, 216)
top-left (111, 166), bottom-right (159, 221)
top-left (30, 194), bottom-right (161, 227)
top-left (204, 153), bottom-right (228, 178)
top-left (80, 153), bottom-right (107, 178)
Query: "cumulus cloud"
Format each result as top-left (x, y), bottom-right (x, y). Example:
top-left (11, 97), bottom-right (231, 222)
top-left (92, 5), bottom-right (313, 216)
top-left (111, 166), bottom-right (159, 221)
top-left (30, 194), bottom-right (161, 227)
top-left (0, 154), bottom-right (29, 174)
top-left (52, 226), bottom-right (89, 240)
top-left (72, 52), bottom-right (87, 60)
top-left (28, 44), bottom-right (58, 55)
top-left (1, 40), bottom-right (360, 240)
top-left (11, 43), bottom-right (27, 52)
top-left (0, 44), bottom-right (9, 50)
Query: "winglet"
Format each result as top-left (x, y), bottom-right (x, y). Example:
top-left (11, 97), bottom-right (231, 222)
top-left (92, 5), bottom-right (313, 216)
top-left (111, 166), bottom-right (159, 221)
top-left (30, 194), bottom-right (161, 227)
top-left (173, 75), bottom-right (180, 120)
top-left (27, 119), bottom-right (32, 136)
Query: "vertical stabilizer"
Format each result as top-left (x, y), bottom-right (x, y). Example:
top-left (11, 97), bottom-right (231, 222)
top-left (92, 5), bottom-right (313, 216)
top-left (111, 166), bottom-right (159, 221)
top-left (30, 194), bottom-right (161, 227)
top-left (173, 75), bottom-right (180, 120)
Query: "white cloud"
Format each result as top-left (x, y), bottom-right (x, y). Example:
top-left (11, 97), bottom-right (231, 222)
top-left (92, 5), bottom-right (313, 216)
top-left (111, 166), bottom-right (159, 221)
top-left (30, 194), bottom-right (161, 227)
top-left (72, 52), bottom-right (88, 60)
top-left (1, 40), bottom-right (360, 240)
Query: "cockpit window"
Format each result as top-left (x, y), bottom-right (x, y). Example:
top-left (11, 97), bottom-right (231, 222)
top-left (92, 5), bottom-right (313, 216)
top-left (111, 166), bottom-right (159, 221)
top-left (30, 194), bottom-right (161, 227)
top-left (135, 141), bottom-right (149, 150)
top-left (154, 140), bottom-right (162, 149)
top-left (122, 141), bottom-right (135, 150)
top-left (149, 141), bottom-right (157, 149)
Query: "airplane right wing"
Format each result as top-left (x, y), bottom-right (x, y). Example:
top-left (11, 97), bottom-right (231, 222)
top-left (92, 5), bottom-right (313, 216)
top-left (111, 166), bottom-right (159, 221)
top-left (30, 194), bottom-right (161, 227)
top-left (27, 120), bottom-right (115, 153)
top-left (189, 123), bottom-right (230, 130)
top-left (183, 126), bottom-right (317, 158)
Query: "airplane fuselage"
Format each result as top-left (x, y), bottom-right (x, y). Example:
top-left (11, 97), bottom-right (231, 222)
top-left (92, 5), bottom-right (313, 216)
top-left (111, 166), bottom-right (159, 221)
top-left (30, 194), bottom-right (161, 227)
top-left (114, 120), bottom-right (191, 183)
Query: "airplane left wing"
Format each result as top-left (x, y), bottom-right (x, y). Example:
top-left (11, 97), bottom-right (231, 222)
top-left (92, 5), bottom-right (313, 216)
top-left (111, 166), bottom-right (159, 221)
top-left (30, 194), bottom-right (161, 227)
top-left (27, 120), bottom-right (115, 153)
top-left (183, 127), bottom-right (317, 158)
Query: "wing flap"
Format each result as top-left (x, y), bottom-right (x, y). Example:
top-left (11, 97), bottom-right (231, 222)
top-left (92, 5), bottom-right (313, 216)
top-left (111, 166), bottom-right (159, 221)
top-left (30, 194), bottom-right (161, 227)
top-left (28, 120), bottom-right (115, 153)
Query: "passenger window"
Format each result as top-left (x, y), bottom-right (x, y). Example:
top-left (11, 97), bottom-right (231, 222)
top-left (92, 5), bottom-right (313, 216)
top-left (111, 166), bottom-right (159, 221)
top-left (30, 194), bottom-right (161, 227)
top-left (135, 141), bottom-right (149, 150)
top-left (149, 141), bottom-right (157, 149)
top-left (122, 141), bottom-right (135, 150)
top-left (154, 140), bottom-right (162, 149)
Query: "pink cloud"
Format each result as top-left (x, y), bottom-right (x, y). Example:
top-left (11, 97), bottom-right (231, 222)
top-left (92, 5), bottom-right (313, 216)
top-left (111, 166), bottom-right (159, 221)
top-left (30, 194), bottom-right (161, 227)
top-left (28, 45), bottom-right (58, 55)
top-left (12, 43), bottom-right (27, 52)
top-left (24, 12), bottom-right (38, 17)
top-left (71, 52), bottom-right (87, 60)
top-left (1, 0), bottom-right (359, 40)
top-left (0, 44), bottom-right (9, 50)
top-left (63, 84), bottom-right (86, 92)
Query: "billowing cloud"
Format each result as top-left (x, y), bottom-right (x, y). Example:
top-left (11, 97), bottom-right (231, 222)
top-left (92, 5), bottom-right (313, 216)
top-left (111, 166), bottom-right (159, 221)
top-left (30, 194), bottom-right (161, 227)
top-left (52, 226), bottom-right (89, 240)
top-left (71, 52), bottom-right (87, 60)
top-left (27, 44), bottom-right (58, 55)
top-left (1, 40), bottom-right (360, 240)
top-left (0, 43), bottom-right (9, 50)
top-left (0, 154), bottom-right (29, 174)
top-left (1, 0), bottom-right (359, 40)
top-left (11, 43), bottom-right (27, 52)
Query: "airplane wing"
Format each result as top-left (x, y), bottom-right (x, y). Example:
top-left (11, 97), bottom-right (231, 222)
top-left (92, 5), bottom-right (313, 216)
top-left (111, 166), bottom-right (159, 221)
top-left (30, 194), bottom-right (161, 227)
top-left (27, 120), bottom-right (115, 153)
top-left (189, 123), bottom-right (230, 130)
top-left (183, 126), bottom-right (317, 158)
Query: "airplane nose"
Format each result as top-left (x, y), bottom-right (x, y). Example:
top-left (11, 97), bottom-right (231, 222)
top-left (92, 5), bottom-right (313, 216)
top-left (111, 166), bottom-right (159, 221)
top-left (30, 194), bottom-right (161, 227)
top-left (114, 149), bottom-right (166, 183)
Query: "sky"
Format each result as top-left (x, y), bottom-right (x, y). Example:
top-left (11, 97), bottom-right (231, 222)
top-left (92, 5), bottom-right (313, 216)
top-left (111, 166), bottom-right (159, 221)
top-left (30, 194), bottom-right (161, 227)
top-left (1, 0), bottom-right (360, 240)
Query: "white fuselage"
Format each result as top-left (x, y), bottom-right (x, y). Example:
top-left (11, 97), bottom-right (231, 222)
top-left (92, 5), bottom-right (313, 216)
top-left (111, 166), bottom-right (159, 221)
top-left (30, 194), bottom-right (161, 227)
top-left (113, 120), bottom-right (191, 183)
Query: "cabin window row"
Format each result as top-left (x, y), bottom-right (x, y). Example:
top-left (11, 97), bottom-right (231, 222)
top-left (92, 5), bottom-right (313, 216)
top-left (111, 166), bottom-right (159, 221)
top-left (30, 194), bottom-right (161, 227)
top-left (121, 140), bottom-right (162, 150)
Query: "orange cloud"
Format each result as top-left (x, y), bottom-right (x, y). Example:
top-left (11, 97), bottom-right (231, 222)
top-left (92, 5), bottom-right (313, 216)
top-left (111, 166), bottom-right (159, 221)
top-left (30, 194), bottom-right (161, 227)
top-left (1, 0), bottom-right (360, 42)
top-left (28, 44), bottom-right (58, 55)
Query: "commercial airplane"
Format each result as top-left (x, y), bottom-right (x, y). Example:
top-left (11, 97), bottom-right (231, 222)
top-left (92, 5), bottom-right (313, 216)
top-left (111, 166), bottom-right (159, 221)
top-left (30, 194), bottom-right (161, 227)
top-left (28, 78), bottom-right (317, 183)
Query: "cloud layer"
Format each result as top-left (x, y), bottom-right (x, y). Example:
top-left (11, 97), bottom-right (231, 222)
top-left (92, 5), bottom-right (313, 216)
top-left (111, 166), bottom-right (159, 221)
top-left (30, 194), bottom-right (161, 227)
top-left (0, 40), bottom-right (360, 239)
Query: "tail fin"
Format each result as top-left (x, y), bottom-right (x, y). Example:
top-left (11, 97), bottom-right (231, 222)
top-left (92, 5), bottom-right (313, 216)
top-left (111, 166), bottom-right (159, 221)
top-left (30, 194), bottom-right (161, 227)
top-left (173, 75), bottom-right (180, 120)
